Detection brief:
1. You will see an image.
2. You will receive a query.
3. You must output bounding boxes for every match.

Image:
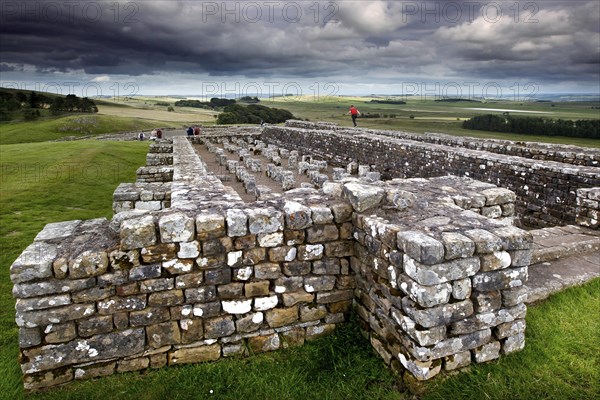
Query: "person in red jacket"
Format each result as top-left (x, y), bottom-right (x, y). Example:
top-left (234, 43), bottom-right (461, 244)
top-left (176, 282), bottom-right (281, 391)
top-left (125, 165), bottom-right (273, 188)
top-left (347, 105), bottom-right (361, 126)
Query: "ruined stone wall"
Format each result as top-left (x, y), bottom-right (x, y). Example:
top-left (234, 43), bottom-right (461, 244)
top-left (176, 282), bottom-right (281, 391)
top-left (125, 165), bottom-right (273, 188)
top-left (285, 120), bottom-right (600, 167)
top-left (262, 125), bottom-right (600, 228)
top-left (576, 188), bottom-right (600, 229)
top-left (11, 135), bottom-right (535, 391)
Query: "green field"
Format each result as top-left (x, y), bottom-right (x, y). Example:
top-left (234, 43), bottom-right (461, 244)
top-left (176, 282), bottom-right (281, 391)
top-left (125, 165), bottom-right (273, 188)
top-left (0, 98), bottom-right (599, 399)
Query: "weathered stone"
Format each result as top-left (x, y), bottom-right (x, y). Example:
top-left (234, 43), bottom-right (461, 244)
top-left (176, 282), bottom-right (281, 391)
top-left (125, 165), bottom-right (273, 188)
top-left (441, 232), bottom-right (475, 260)
top-left (444, 350), bottom-right (471, 371)
top-left (204, 315), bottom-right (235, 338)
top-left (222, 299), bottom-right (253, 314)
top-left (72, 287), bottom-right (114, 303)
top-left (257, 232), bottom-right (284, 247)
top-left (471, 290), bottom-right (502, 313)
top-left (22, 328), bottom-right (145, 374)
top-left (130, 306), bottom-right (170, 326)
top-left (268, 246), bottom-right (297, 262)
top-left (473, 341), bottom-right (501, 363)
top-left (248, 333), bottom-right (280, 353)
top-left (316, 289), bottom-right (354, 304)
top-left (304, 275), bottom-right (336, 292)
top-left (481, 188), bottom-right (516, 206)
top-left (202, 237), bottom-right (233, 256)
top-left (192, 301), bottom-right (221, 318)
top-left (17, 304), bottom-right (95, 328)
top-left (509, 249), bottom-right (532, 267)
top-left (34, 220), bottom-right (81, 241)
top-left (244, 281), bottom-right (270, 297)
top-left (310, 206), bottom-right (334, 224)
top-left (284, 229), bottom-right (305, 245)
top-left (19, 327), bottom-right (42, 348)
top-left (254, 263), bottom-right (281, 280)
top-left (402, 297), bottom-right (473, 329)
top-left (403, 255), bottom-right (480, 286)
top-left (45, 322), bottom-right (77, 343)
top-left (502, 332), bottom-right (525, 354)
top-left (464, 229), bottom-right (502, 254)
top-left (222, 342), bottom-right (247, 357)
top-left (236, 312), bottom-right (264, 332)
top-left (398, 273), bottom-right (452, 308)
top-left (185, 286), bottom-right (217, 303)
top-left (129, 264), bottom-right (162, 281)
top-left (480, 251), bottom-right (512, 272)
top-left (300, 304), bottom-right (328, 322)
top-left (147, 321), bottom-right (181, 348)
top-left (162, 258), bottom-right (194, 275)
top-left (179, 319), bottom-right (204, 344)
top-left (450, 303), bottom-right (527, 335)
top-left (280, 327), bottom-right (305, 347)
top-left (15, 294), bottom-right (71, 312)
top-left (265, 306), bottom-right (298, 327)
top-left (226, 209), bottom-right (247, 237)
top-left (120, 215), bottom-right (157, 250)
top-left (397, 231), bottom-right (444, 265)
top-left (247, 208), bottom-right (284, 234)
top-left (282, 291), bottom-right (314, 307)
top-left (452, 278), bottom-right (472, 300)
top-left (306, 225), bottom-right (339, 243)
top-left (159, 213), bottom-right (195, 243)
top-left (175, 272), bottom-right (204, 289)
top-left (398, 354), bottom-right (442, 381)
top-left (297, 244), bottom-right (324, 261)
top-left (275, 276), bottom-right (303, 293)
top-left (254, 295), bottom-right (279, 311)
top-left (343, 182), bottom-right (385, 212)
top-left (306, 324), bottom-right (336, 341)
top-left (283, 201), bottom-right (313, 229)
top-left (148, 290), bottom-right (184, 307)
top-left (141, 243), bottom-right (178, 263)
top-left (471, 267), bottom-right (528, 291)
top-left (196, 213), bottom-right (226, 240)
top-left (78, 316), bottom-right (113, 337)
top-left (494, 319), bottom-right (526, 340)
top-left (117, 357), bottom-right (149, 372)
top-left (10, 242), bottom-right (57, 284)
top-left (217, 282), bottom-right (244, 299)
top-left (234, 234), bottom-right (257, 250)
top-left (502, 286), bottom-right (528, 307)
top-left (140, 278), bottom-right (174, 293)
top-left (73, 361), bottom-right (116, 380)
top-left (23, 369), bottom-right (74, 391)
top-left (169, 344), bottom-right (221, 364)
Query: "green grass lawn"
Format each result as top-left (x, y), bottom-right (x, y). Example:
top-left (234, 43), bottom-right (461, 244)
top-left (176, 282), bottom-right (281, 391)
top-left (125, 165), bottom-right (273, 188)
top-left (0, 114), bottom-right (174, 145)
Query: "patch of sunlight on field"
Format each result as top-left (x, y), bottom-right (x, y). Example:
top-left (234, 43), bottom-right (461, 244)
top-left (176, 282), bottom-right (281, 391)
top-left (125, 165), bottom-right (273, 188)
top-left (97, 104), bottom-right (217, 123)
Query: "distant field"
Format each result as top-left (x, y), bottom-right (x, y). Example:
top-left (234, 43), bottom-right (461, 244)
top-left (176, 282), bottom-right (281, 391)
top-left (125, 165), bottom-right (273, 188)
top-left (97, 102), bottom-right (218, 124)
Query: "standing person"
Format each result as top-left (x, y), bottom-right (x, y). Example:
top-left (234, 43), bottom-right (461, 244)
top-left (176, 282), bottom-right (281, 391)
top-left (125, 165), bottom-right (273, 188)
top-left (347, 105), bottom-right (361, 126)
top-left (186, 126), bottom-right (193, 136)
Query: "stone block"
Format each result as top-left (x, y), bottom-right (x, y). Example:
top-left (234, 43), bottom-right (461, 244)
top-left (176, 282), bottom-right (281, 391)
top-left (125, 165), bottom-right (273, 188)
top-left (304, 276), bottom-right (336, 293)
top-left (494, 226), bottom-right (532, 250)
top-left (452, 278), bottom-right (472, 300)
top-left (18, 304), bottom-right (95, 328)
top-left (257, 232), bottom-right (284, 247)
top-left (441, 232), bottom-right (475, 260)
top-left (398, 354), bottom-right (442, 381)
top-left (226, 209), bottom-right (248, 237)
top-left (10, 242), bottom-right (57, 284)
top-left (162, 259), bottom-right (194, 275)
top-left (343, 182), bottom-right (385, 212)
top-left (242, 248), bottom-right (266, 265)
top-left (196, 213), bottom-right (226, 240)
top-left (78, 316), bottom-right (113, 337)
top-left (120, 215), bottom-right (157, 250)
top-left (471, 267), bottom-right (528, 291)
top-left (398, 273), bottom-right (452, 308)
top-left (494, 319), bottom-right (526, 340)
top-left (184, 286), bottom-right (217, 303)
top-left (175, 272), bottom-right (204, 289)
top-left (204, 269), bottom-right (231, 285)
top-left (130, 307), bottom-right (170, 327)
top-left (283, 201), bottom-right (313, 229)
top-left (22, 328), bottom-right (145, 374)
top-left (178, 241), bottom-right (200, 259)
top-left (403, 255), bottom-right (480, 286)
top-left (316, 289), bottom-right (354, 304)
top-left (464, 229), bottom-right (502, 254)
top-left (129, 264), bottom-right (162, 281)
top-left (471, 290), bottom-right (502, 313)
top-left (450, 303), bottom-right (527, 335)
top-left (281, 327), bottom-right (305, 347)
top-left (15, 294), bottom-right (71, 313)
top-left (502, 333), bottom-right (525, 354)
top-left (306, 225), bottom-right (339, 243)
top-left (247, 208), bottom-right (284, 234)
top-left (473, 341), bottom-right (501, 363)
top-left (254, 263), bottom-right (281, 280)
top-left (324, 241), bottom-right (354, 257)
top-left (300, 304), bottom-right (328, 322)
top-left (282, 291), bottom-right (314, 307)
top-left (402, 297), bottom-right (473, 329)
top-left (397, 231), bottom-right (444, 265)
top-left (222, 299), bottom-right (253, 314)
top-left (266, 306), bottom-right (298, 327)
top-left (248, 333), bottom-right (280, 353)
top-left (169, 344), bottom-right (221, 365)
top-left (217, 282), bottom-right (244, 299)
top-left (502, 286), bottom-right (528, 307)
top-left (148, 290), bottom-right (184, 307)
top-left (204, 315), bottom-right (235, 338)
top-left (45, 322), bottom-right (77, 343)
top-left (159, 213), bottom-right (195, 243)
top-left (236, 312), bottom-right (264, 333)
top-left (235, 234), bottom-right (257, 250)
top-left (19, 327), bottom-right (42, 348)
top-left (480, 251), bottom-right (512, 272)
top-left (444, 351), bottom-right (471, 371)
top-left (117, 357), bottom-right (149, 372)
top-left (24, 369), bottom-right (74, 391)
top-left (284, 229), bottom-right (305, 245)
top-left (244, 281), bottom-right (270, 297)
top-left (306, 324), bottom-right (336, 341)
top-left (268, 246), bottom-right (297, 262)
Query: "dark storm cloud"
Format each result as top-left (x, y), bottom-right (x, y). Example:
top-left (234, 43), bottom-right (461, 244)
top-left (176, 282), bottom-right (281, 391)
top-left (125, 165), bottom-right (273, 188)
top-left (0, 0), bottom-right (598, 90)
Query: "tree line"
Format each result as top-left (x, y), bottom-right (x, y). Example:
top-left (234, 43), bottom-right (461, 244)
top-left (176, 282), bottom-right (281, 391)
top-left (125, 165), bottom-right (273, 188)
top-left (0, 89), bottom-right (97, 121)
top-left (174, 98), bottom-right (236, 109)
top-left (216, 104), bottom-right (294, 124)
top-left (463, 114), bottom-right (599, 138)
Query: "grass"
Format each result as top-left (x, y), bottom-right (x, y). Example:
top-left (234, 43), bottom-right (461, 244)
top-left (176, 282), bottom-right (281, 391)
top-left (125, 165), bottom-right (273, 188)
top-left (0, 114), bottom-right (172, 145)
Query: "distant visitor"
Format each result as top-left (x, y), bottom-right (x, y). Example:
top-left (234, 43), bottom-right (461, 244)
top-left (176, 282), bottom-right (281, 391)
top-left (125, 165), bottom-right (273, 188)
top-left (187, 126), bottom-right (193, 136)
top-left (193, 126), bottom-right (201, 136)
top-left (347, 105), bottom-right (361, 126)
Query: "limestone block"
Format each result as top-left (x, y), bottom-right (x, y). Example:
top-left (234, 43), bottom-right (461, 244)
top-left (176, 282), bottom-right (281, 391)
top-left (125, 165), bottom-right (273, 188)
top-left (117, 357), bottom-right (149, 372)
top-left (312, 258), bottom-right (341, 275)
top-left (159, 213), bottom-right (195, 243)
top-left (195, 213), bottom-right (226, 240)
top-left (481, 188), bottom-right (516, 205)
top-left (248, 333), bottom-right (281, 353)
top-left (22, 328), bottom-right (145, 374)
top-left (283, 201), bottom-right (313, 229)
top-left (501, 286), bottom-right (528, 307)
top-left (11, 241), bottom-right (58, 284)
top-left (402, 297), bottom-right (474, 329)
top-left (392, 311), bottom-right (446, 347)
top-left (480, 251), bottom-right (512, 272)
top-left (266, 306), bottom-right (298, 328)
top-left (403, 255), bottom-right (480, 286)
top-left (398, 354), bottom-right (442, 381)
top-left (452, 278), bottom-right (472, 300)
top-left (169, 344), bottom-right (221, 365)
top-left (324, 241), bottom-right (354, 257)
top-left (275, 276), bottom-right (303, 293)
top-left (15, 294), bottom-right (71, 312)
top-left (306, 324), bottom-right (336, 341)
top-left (17, 303), bottom-right (95, 328)
top-left (226, 209), bottom-right (248, 237)
top-left (330, 202), bottom-right (353, 223)
top-left (397, 231), bottom-right (444, 265)
top-left (19, 327), bottom-right (42, 348)
top-left (471, 267), bottom-right (528, 291)
top-left (304, 276), bottom-right (336, 293)
top-left (254, 263), bottom-right (281, 279)
top-left (502, 332), bottom-right (525, 354)
top-left (129, 263), bottom-right (161, 281)
top-left (247, 208), bottom-right (284, 234)
top-left (450, 303), bottom-right (527, 335)
top-left (283, 291), bottom-right (314, 307)
top-left (204, 269), bottom-right (231, 285)
top-left (283, 261), bottom-right (311, 276)
top-left (386, 189), bottom-right (417, 210)
top-left (120, 215), bottom-right (157, 250)
top-left (444, 350), bottom-right (471, 371)
top-left (177, 241), bottom-right (200, 258)
top-left (508, 249), bottom-right (532, 267)
top-left (471, 290), bottom-right (502, 313)
top-left (254, 295), bottom-right (279, 311)
top-left (236, 312), bottom-right (264, 333)
top-left (316, 289), bottom-right (354, 304)
top-left (257, 232), bottom-right (284, 247)
top-left (204, 315), bottom-right (235, 339)
top-left (78, 315), bottom-right (114, 337)
top-left (148, 290), bottom-right (184, 307)
top-left (45, 322), bottom-right (77, 343)
top-left (129, 307), bottom-right (170, 327)
top-left (184, 286), bottom-right (217, 303)
top-left (24, 369), bottom-right (74, 391)
top-left (464, 229), bottom-right (502, 254)
top-left (398, 273), bottom-right (452, 308)
top-left (297, 244), bottom-right (324, 261)
top-left (494, 226), bottom-right (533, 250)
top-left (140, 278), bottom-right (174, 293)
top-left (494, 319), bottom-right (526, 339)
top-left (473, 341), bottom-right (501, 363)
top-left (222, 299), bottom-right (253, 314)
top-left (268, 246), bottom-right (297, 263)
top-left (306, 225), bottom-right (339, 243)
top-left (343, 182), bottom-right (385, 212)
top-left (141, 243), bottom-right (178, 263)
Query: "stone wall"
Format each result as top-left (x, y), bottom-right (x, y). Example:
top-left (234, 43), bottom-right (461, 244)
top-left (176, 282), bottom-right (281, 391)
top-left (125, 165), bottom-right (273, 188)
top-left (11, 135), bottom-right (535, 391)
top-left (576, 188), bottom-right (600, 228)
top-left (262, 124), bottom-right (600, 228)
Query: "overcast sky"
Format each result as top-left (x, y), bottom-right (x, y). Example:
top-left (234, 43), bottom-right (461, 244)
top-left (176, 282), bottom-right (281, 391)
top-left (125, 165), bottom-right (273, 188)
top-left (1, 0), bottom-right (599, 98)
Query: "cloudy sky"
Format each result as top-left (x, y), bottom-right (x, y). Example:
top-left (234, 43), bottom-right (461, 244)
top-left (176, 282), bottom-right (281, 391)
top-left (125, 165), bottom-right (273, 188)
top-left (1, 0), bottom-right (599, 98)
